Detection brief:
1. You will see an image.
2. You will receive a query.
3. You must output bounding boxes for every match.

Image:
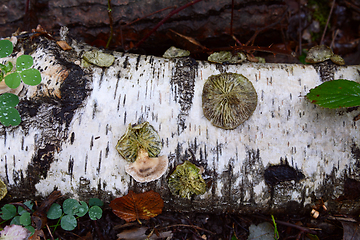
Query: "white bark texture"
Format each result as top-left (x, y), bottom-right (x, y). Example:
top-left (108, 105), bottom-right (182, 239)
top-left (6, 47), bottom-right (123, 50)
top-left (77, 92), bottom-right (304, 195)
top-left (1, 37), bottom-right (360, 213)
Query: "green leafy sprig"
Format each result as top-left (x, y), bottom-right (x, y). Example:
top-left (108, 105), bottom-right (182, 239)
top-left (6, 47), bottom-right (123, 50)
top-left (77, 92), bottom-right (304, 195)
top-left (0, 39), bottom-right (42, 126)
top-left (0, 198), bottom-right (103, 234)
top-left (47, 198), bottom-right (103, 231)
top-left (0, 201), bottom-right (35, 235)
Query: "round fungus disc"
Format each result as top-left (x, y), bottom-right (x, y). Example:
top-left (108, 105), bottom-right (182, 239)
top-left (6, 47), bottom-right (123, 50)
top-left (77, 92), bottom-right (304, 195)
top-left (202, 73), bottom-right (257, 130)
top-left (116, 122), bottom-right (162, 162)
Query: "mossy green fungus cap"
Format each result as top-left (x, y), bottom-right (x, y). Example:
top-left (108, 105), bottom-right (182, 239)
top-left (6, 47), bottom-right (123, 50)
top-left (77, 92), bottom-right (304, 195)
top-left (116, 122), bottom-right (162, 162)
top-left (202, 73), bottom-right (257, 130)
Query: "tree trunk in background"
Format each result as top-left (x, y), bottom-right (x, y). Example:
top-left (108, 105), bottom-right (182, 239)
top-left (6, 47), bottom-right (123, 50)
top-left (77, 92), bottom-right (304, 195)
top-left (1, 36), bottom-right (360, 214)
top-left (0, 1), bottom-right (288, 54)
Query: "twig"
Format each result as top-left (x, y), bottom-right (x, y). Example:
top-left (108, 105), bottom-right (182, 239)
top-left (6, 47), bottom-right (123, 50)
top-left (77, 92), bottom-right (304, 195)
top-left (157, 223), bottom-right (215, 235)
top-left (8, 202), bottom-right (32, 212)
top-left (124, 6), bottom-right (176, 27)
top-left (320, 0), bottom-right (336, 45)
top-left (230, 0), bottom-right (234, 36)
top-left (120, 6), bottom-right (176, 49)
top-left (344, 0), bottom-right (360, 13)
top-left (106, 0), bottom-right (113, 49)
top-left (253, 215), bottom-right (318, 235)
top-left (246, 7), bottom-right (288, 46)
top-left (213, 45), bottom-right (294, 56)
top-left (135, 0), bottom-right (204, 48)
top-left (330, 29), bottom-right (339, 49)
top-left (46, 224), bottom-right (55, 240)
top-left (93, 220), bottom-right (106, 240)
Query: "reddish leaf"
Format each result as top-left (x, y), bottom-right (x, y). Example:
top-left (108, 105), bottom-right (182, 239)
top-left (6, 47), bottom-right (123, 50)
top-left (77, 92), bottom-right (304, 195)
top-left (109, 190), bottom-right (164, 223)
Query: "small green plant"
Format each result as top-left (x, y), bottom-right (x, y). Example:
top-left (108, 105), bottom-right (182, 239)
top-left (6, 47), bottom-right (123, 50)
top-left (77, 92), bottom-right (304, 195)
top-left (0, 201), bottom-right (35, 235)
top-left (0, 39), bottom-right (42, 126)
top-left (0, 198), bottom-right (103, 234)
top-left (47, 198), bottom-right (103, 231)
top-left (271, 215), bottom-right (279, 240)
top-left (306, 79), bottom-right (360, 109)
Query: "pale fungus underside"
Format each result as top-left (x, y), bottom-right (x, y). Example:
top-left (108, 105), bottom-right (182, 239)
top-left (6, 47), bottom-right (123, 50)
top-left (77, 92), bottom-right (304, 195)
top-left (125, 148), bottom-right (168, 183)
top-left (116, 122), bottom-right (162, 163)
top-left (168, 161), bottom-right (206, 199)
top-left (202, 73), bottom-right (258, 130)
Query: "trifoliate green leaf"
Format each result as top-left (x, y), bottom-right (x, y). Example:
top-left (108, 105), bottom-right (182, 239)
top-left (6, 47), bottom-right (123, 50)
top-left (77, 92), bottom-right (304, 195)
top-left (63, 199), bottom-right (80, 215)
top-left (16, 55), bottom-right (33, 71)
top-left (4, 72), bottom-right (21, 89)
top-left (0, 93), bottom-right (19, 107)
top-left (0, 106), bottom-right (21, 126)
top-left (60, 214), bottom-right (77, 231)
top-left (20, 68), bottom-right (42, 86)
top-left (0, 204), bottom-right (16, 220)
top-left (47, 203), bottom-right (62, 219)
top-left (0, 40), bottom-right (13, 58)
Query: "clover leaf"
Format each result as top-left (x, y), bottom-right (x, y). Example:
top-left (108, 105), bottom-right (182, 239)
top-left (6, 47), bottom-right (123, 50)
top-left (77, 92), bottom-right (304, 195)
top-left (0, 93), bottom-right (21, 126)
top-left (0, 40), bottom-right (13, 58)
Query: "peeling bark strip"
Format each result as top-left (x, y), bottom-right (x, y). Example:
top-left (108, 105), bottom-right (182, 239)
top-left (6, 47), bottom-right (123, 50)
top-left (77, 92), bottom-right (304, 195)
top-left (1, 37), bottom-right (360, 213)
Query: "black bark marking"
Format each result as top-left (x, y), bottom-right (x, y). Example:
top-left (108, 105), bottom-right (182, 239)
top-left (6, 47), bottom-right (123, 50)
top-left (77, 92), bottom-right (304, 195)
top-left (92, 101), bottom-right (97, 119)
top-left (170, 58), bottom-right (198, 135)
top-left (105, 141), bottom-right (109, 158)
top-left (84, 154), bottom-right (88, 174)
top-left (68, 156), bottom-right (74, 181)
top-left (123, 56), bottom-right (129, 69)
top-left (313, 61), bottom-right (337, 82)
top-left (135, 55), bottom-right (141, 71)
top-left (70, 132), bottom-right (75, 144)
top-left (90, 136), bottom-right (94, 150)
top-left (98, 68), bottom-right (105, 87)
top-left (97, 150), bottom-right (102, 174)
top-left (264, 157), bottom-right (305, 186)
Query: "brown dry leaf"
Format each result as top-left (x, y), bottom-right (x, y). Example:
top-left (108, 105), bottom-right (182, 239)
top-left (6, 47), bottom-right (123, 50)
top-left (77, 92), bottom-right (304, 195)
top-left (57, 40), bottom-right (72, 50)
top-left (341, 221), bottom-right (360, 240)
top-left (167, 29), bottom-right (209, 54)
top-left (109, 190), bottom-right (164, 223)
top-left (28, 229), bottom-right (45, 240)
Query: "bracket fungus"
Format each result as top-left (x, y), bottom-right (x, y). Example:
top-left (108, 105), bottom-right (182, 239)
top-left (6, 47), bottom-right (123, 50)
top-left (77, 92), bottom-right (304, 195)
top-left (305, 45), bottom-right (345, 65)
top-left (163, 46), bottom-right (190, 58)
top-left (208, 51), bottom-right (246, 64)
top-left (168, 161), bottom-right (206, 199)
top-left (116, 122), bottom-right (162, 163)
top-left (116, 122), bottom-right (168, 182)
top-left (202, 73), bottom-right (257, 130)
top-left (83, 50), bottom-right (115, 67)
top-left (125, 148), bottom-right (168, 183)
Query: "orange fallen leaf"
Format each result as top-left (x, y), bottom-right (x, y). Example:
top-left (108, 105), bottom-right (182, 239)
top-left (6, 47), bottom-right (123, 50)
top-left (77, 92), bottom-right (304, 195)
top-left (109, 190), bottom-right (164, 223)
top-left (56, 40), bottom-right (72, 50)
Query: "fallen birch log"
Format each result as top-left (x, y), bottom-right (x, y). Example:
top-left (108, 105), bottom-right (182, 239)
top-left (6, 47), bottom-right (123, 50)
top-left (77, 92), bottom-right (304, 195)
top-left (1, 37), bottom-right (360, 214)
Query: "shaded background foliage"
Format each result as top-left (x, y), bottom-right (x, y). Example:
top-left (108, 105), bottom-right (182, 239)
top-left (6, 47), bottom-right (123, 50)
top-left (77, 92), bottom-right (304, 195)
top-left (0, 0), bottom-right (359, 64)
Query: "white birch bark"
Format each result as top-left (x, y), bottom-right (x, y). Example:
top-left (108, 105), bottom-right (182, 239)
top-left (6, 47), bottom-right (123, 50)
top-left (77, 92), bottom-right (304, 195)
top-left (1, 38), bottom-right (360, 213)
